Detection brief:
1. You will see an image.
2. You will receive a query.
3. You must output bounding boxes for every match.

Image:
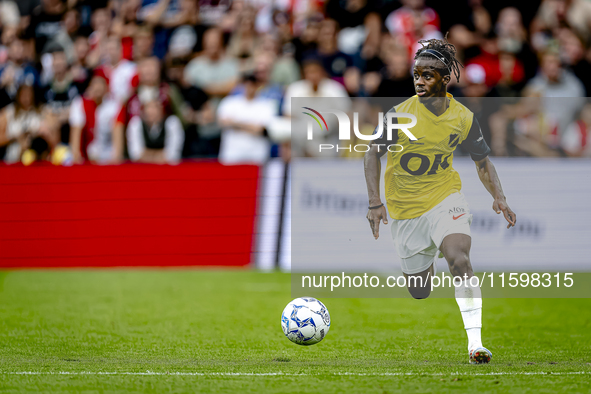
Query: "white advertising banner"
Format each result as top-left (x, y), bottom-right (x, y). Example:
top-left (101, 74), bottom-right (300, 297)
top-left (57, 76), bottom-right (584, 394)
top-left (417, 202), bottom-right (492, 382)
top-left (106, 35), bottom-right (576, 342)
top-left (291, 157), bottom-right (591, 272)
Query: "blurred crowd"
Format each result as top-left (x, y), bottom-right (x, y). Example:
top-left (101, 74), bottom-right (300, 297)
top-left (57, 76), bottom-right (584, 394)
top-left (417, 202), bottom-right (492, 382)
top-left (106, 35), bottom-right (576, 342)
top-left (0, 0), bottom-right (591, 166)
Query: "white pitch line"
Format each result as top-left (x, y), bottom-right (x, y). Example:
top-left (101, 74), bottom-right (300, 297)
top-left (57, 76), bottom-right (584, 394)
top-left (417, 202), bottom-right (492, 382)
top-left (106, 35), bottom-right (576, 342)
top-left (2, 371), bottom-right (590, 377)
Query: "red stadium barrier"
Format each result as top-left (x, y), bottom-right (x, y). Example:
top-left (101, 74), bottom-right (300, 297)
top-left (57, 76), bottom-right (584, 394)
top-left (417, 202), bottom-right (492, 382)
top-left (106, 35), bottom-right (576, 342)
top-left (0, 162), bottom-right (259, 268)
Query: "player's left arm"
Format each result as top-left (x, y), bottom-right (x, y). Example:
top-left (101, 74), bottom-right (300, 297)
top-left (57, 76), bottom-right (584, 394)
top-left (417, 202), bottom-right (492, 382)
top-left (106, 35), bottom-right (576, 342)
top-left (475, 157), bottom-right (516, 228)
top-left (461, 117), bottom-right (516, 229)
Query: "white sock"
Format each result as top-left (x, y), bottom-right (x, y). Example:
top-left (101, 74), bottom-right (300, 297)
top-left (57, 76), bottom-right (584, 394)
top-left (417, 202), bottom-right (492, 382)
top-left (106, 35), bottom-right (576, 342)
top-left (466, 328), bottom-right (482, 352)
top-left (455, 278), bottom-right (483, 351)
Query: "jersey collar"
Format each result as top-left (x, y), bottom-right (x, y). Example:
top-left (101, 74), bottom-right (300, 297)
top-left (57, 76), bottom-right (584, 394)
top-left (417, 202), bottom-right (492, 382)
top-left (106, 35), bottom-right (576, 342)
top-left (416, 92), bottom-right (454, 123)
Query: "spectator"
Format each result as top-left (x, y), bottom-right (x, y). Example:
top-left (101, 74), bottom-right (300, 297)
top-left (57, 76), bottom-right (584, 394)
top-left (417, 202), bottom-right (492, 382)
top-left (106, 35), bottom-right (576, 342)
top-left (68, 73), bottom-right (109, 163)
top-left (199, 0), bottom-right (233, 27)
top-left (558, 27), bottom-right (591, 95)
top-left (562, 102), bottom-right (591, 157)
top-left (95, 36), bottom-right (137, 105)
top-left (532, 0), bottom-right (591, 48)
top-left (217, 73), bottom-right (276, 165)
top-left (495, 7), bottom-right (537, 82)
top-left (283, 57), bottom-right (351, 158)
top-left (231, 50), bottom-right (289, 159)
top-left (183, 27), bottom-right (239, 100)
top-left (0, 84), bottom-right (43, 163)
top-left (112, 56), bottom-right (174, 162)
top-left (325, 0), bottom-right (381, 59)
top-left (19, 109), bottom-right (63, 165)
top-left (166, 0), bottom-right (208, 58)
top-left (63, 8), bottom-right (81, 38)
top-left (282, 57), bottom-right (349, 117)
top-left (340, 100), bottom-right (381, 158)
top-left (232, 51), bottom-right (284, 113)
top-left (467, 0), bottom-right (491, 36)
top-left (0, 0), bottom-right (20, 61)
top-left (467, 32), bottom-right (525, 89)
top-left (71, 35), bottom-right (92, 94)
top-left (43, 48), bottom-right (79, 143)
top-left (373, 45), bottom-right (416, 98)
top-left (290, 15), bottom-right (321, 64)
top-left (45, 50), bottom-right (78, 112)
top-left (85, 8), bottom-right (114, 69)
top-left (311, 18), bottom-right (360, 94)
top-left (437, 0), bottom-right (489, 54)
top-left (259, 34), bottom-right (300, 88)
top-left (164, 56), bottom-right (214, 157)
top-left (525, 50), bottom-right (585, 133)
top-left (127, 99), bottom-right (184, 164)
top-left (111, 0), bottom-right (142, 40)
top-left (138, 0), bottom-right (183, 59)
top-left (0, 38), bottom-right (40, 97)
top-left (495, 51), bottom-right (526, 97)
top-left (132, 26), bottom-right (155, 62)
top-left (24, 0), bottom-right (67, 55)
top-left (215, 0), bottom-right (244, 32)
top-left (1, 0), bottom-right (589, 163)
top-left (15, 0), bottom-right (39, 32)
top-left (20, 135), bottom-right (53, 165)
top-left (490, 89), bottom-right (560, 157)
top-left (385, 0), bottom-right (441, 59)
top-left (227, 6), bottom-right (260, 63)
top-left (459, 63), bottom-right (489, 98)
top-left (457, 63), bottom-right (500, 151)
top-left (36, 9), bottom-right (77, 64)
top-left (512, 90), bottom-right (560, 157)
top-left (496, 7), bottom-right (526, 50)
top-left (0, 1), bottom-right (20, 30)
top-left (0, 20), bottom-right (18, 61)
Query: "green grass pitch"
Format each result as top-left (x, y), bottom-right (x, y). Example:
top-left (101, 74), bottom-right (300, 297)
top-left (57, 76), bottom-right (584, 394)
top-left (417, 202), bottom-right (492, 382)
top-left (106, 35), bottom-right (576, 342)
top-left (0, 270), bottom-right (589, 393)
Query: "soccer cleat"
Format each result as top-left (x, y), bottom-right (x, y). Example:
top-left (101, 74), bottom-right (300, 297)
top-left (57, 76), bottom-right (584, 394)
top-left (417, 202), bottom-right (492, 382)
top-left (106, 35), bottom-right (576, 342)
top-left (469, 347), bottom-right (492, 364)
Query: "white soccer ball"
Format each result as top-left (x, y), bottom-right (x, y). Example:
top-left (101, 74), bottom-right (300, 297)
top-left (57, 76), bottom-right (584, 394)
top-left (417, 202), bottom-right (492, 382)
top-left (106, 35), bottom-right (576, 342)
top-left (280, 297), bottom-right (331, 346)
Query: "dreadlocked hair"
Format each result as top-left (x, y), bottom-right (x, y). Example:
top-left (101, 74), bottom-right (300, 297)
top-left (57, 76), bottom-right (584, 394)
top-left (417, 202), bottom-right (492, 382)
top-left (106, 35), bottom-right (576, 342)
top-left (414, 35), bottom-right (464, 83)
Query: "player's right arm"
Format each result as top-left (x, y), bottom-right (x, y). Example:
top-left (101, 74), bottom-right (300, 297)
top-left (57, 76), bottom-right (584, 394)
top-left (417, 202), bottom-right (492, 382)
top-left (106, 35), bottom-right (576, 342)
top-left (363, 109), bottom-right (393, 240)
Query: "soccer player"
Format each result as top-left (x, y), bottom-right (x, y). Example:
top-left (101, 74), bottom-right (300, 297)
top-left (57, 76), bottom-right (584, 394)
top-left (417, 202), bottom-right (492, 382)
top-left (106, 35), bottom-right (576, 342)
top-left (363, 38), bottom-right (516, 364)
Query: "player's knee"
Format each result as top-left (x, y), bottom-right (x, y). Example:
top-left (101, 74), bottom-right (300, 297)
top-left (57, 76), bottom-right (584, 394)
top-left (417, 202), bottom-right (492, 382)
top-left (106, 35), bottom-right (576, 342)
top-left (407, 285), bottom-right (431, 299)
top-left (447, 252), bottom-right (472, 277)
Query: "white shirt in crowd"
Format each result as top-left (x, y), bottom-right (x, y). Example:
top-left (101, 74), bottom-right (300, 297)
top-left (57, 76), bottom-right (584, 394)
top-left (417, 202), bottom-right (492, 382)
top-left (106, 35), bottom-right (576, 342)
top-left (217, 94), bottom-right (276, 165)
top-left (69, 95), bottom-right (120, 164)
top-left (563, 121), bottom-right (591, 157)
top-left (282, 78), bottom-right (349, 116)
top-left (281, 77), bottom-right (350, 157)
top-left (110, 60), bottom-right (137, 104)
top-left (126, 115), bottom-right (184, 164)
top-left (3, 104), bottom-right (42, 163)
top-left (184, 56), bottom-right (239, 91)
top-left (525, 70), bottom-right (585, 133)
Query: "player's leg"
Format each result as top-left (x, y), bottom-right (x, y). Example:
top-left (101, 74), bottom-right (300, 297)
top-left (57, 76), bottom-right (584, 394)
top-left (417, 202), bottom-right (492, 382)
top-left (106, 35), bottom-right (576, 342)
top-left (440, 233), bottom-right (491, 364)
top-left (391, 215), bottom-right (437, 299)
top-left (431, 193), bottom-right (489, 363)
top-left (403, 263), bottom-right (434, 299)
top-left (399, 248), bottom-right (437, 299)
top-left (440, 233), bottom-right (473, 277)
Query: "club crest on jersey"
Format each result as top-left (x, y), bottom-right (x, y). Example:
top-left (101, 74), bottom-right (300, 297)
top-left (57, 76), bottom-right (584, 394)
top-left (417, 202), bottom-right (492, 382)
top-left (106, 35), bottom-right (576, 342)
top-left (449, 133), bottom-right (460, 148)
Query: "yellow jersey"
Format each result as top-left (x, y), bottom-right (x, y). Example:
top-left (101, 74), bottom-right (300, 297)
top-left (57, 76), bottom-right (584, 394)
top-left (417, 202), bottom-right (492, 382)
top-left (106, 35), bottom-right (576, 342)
top-left (384, 93), bottom-right (489, 220)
